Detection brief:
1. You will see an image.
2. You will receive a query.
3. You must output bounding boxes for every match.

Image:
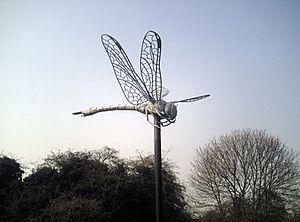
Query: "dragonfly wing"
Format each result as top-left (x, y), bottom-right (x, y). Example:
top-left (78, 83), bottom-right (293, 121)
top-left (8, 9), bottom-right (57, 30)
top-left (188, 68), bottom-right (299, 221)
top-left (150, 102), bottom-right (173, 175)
top-left (172, 94), bottom-right (210, 103)
top-left (140, 31), bottom-right (163, 101)
top-left (101, 34), bottom-right (151, 105)
top-left (161, 87), bottom-right (170, 98)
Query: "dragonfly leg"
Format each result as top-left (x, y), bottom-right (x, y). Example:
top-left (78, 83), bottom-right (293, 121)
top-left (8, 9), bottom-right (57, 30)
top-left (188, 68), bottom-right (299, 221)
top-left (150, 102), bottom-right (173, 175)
top-left (146, 116), bottom-right (160, 128)
top-left (160, 118), bottom-right (176, 127)
top-left (148, 119), bottom-right (160, 128)
top-left (145, 108), bottom-right (160, 128)
top-left (160, 120), bottom-right (171, 127)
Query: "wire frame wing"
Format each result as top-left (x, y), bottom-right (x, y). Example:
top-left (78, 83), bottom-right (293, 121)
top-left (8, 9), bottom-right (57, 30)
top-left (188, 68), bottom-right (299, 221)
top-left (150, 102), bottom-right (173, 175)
top-left (172, 94), bottom-right (210, 103)
top-left (140, 31), bottom-right (163, 101)
top-left (161, 87), bottom-right (170, 98)
top-left (101, 34), bottom-right (151, 105)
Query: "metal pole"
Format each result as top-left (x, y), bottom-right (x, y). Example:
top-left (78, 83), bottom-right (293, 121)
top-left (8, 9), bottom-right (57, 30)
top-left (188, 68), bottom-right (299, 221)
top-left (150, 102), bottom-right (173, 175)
top-left (154, 115), bottom-right (162, 222)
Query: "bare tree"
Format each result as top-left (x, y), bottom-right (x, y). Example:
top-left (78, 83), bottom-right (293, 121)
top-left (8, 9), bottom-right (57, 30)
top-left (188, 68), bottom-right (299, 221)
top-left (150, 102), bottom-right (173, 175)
top-left (190, 129), bottom-right (300, 222)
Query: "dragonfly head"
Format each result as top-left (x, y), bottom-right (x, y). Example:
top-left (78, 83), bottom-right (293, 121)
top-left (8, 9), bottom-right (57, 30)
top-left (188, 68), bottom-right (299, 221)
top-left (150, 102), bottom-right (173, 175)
top-left (153, 100), bottom-right (177, 125)
top-left (164, 102), bottom-right (177, 121)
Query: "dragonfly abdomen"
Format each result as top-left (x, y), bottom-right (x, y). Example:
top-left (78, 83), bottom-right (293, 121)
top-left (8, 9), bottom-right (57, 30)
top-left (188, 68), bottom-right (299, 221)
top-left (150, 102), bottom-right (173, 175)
top-left (73, 104), bottom-right (147, 117)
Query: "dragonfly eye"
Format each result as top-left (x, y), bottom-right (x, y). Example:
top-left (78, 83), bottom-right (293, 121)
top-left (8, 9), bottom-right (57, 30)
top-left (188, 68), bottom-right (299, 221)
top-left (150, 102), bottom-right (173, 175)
top-left (165, 102), bottom-right (177, 120)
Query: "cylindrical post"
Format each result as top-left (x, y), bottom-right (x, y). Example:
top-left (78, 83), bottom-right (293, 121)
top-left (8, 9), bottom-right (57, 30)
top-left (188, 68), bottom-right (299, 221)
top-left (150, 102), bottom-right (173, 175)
top-left (154, 115), bottom-right (162, 222)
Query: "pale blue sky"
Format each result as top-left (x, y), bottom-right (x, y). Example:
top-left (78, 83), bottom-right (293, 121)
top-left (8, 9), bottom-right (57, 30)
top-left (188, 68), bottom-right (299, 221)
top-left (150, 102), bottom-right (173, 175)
top-left (1, 0), bottom-right (299, 180)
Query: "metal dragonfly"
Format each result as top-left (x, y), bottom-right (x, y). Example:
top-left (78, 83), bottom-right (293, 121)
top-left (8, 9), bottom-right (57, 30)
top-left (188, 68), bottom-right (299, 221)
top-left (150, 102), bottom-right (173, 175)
top-left (73, 31), bottom-right (210, 127)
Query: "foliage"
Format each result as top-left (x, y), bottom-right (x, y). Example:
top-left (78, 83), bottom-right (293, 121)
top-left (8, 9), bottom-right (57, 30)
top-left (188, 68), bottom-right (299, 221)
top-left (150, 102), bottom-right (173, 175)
top-left (2, 129), bottom-right (299, 221)
top-left (0, 154), bottom-right (24, 221)
top-left (0, 147), bottom-right (192, 221)
top-left (190, 129), bottom-right (300, 222)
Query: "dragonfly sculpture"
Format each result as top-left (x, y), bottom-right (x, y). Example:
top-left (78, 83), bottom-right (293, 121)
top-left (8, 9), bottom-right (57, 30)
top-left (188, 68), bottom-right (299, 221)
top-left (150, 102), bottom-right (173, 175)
top-left (73, 30), bottom-right (210, 127)
top-left (73, 30), bottom-right (210, 221)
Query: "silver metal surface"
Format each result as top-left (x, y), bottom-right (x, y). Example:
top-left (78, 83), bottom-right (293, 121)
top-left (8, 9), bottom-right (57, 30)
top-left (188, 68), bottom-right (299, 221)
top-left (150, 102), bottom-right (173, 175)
top-left (73, 31), bottom-right (210, 221)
